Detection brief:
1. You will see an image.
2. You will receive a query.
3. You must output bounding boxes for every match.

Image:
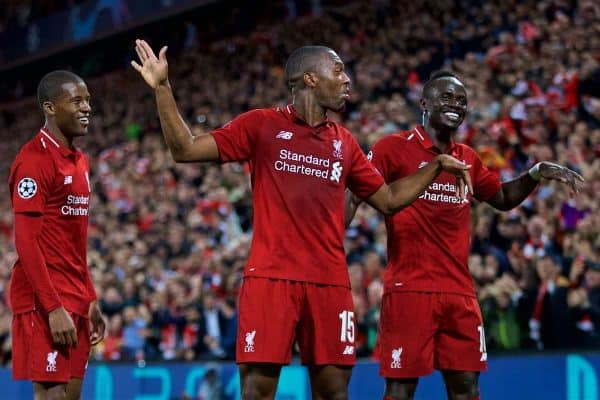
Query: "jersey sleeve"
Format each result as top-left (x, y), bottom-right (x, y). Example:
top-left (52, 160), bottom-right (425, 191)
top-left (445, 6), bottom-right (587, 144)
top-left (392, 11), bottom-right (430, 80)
top-left (346, 135), bottom-right (385, 199)
top-left (367, 137), bottom-right (395, 182)
top-left (9, 152), bottom-right (54, 214)
top-left (470, 149), bottom-right (502, 201)
top-left (210, 109), bottom-right (261, 163)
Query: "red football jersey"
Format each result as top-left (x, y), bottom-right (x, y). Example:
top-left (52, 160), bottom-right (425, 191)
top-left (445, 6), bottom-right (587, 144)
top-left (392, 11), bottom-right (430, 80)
top-left (369, 126), bottom-right (501, 296)
top-left (9, 128), bottom-right (96, 316)
top-left (211, 105), bottom-right (384, 287)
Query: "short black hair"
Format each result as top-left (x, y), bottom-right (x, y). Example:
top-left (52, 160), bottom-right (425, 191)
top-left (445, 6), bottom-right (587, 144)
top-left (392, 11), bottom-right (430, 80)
top-left (423, 70), bottom-right (462, 98)
top-left (284, 45), bottom-right (333, 93)
top-left (37, 70), bottom-right (84, 109)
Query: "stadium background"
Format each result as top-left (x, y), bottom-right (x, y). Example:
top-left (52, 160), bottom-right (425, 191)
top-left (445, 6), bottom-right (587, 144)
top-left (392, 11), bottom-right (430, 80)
top-left (0, 0), bottom-right (598, 398)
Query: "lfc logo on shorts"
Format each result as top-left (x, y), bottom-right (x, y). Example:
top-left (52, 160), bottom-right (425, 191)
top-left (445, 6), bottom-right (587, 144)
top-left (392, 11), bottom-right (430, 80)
top-left (46, 350), bottom-right (58, 372)
top-left (390, 347), bottom-right (403, 369)
top-left (244, 330), bottom-right (256, 353)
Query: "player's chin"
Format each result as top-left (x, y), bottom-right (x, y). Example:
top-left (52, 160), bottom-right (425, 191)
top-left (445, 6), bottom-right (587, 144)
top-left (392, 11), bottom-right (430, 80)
top-left (331, 100), bottom-right (346, 112)
top-left (73, 128), bottom-right (88, 137)
top-left (442, 118), bottom-right (462, 130)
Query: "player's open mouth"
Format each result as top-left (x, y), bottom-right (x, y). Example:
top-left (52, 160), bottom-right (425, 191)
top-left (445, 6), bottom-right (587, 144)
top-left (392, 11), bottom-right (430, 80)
top-left (79, 117), bottom-right (89, 127)
top-left (444, 111), bottom-right (461, 121)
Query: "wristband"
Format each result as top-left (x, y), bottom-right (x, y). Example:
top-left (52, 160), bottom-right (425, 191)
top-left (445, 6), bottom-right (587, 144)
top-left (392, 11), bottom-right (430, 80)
top-left (528, 162), bottom-right (542, 181)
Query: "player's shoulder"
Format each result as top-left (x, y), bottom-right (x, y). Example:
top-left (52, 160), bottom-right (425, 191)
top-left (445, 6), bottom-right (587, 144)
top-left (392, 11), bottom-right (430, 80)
top-left (218, 108), bottom-right (272, 134)
top-left (372, 129), bottom-right (414, 149)
top-left (9, 133), bottom-right (55, 184)
top-left (231, 108), bottom-right (271, 123)
top-left (14, 134), bottom-right (52, 162)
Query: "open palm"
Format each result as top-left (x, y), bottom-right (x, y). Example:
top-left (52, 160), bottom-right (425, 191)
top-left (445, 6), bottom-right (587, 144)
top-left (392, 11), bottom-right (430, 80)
top-left (539, 161), bottom-right (584, 194)
top-left (131, 39), bottom-right (168, 89)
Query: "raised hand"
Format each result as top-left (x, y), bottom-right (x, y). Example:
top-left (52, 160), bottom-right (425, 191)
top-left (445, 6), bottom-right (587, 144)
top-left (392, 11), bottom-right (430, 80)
top-left (131, 39), bottom-right (169, 89)
top-left (436, 154), bottom-right (474, 201)
top-left (538, 162), bottom-right (584, 194)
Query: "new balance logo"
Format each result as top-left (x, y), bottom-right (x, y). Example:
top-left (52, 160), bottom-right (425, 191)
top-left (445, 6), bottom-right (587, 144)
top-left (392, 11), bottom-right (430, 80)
top-left (46, 350), bottom-right (58, 372)
top-left (330, 161), bottom-right (342, 183)
top-left (276, 130), bottom-right (293, 140)
top-left (64, 175), bottom-right (73, 185)
top-left (342, 345), bottom-right (354, 355)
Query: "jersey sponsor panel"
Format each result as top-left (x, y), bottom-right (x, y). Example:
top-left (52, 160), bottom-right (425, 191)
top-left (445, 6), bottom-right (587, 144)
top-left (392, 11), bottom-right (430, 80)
top-left (211, 106), bottom-right (382, 286)
top-left (369, 127), bottom-right (501, 295)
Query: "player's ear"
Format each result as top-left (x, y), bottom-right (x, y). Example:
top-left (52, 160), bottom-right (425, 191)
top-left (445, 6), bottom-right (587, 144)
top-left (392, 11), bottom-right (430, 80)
top-left (419, 98), bottom-right (427, 113)
top-left (43, 101), bottom-right (56, 116)
top-left (303, 71), bottom-right (318, 89)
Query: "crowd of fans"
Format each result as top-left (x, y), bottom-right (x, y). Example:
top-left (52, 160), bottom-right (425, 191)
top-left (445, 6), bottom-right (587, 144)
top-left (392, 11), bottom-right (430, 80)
top-left (0, 0), bottom-right (599, 365)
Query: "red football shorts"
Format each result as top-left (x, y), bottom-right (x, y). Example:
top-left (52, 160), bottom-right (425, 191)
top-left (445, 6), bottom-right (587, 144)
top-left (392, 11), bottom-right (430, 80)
top-left (377, 292), bottom-right (488, 378)
top-left (236, 277), bottom-right (356, 365)
top-left (12, 310), bottom-right (91, 382)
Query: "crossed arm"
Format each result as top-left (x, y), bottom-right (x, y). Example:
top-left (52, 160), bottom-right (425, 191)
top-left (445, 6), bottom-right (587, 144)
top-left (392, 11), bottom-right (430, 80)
top-left (346, 154), bottom-right (473, 224)
top-left (346, 161), bottom-right (584, 226)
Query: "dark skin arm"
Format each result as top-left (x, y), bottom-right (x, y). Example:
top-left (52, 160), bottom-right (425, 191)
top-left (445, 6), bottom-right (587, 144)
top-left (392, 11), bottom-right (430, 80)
top-left (346, 154), bottom-right (473, 225)
top-left (131, 39), bottom-right (219, 163)
top-left (345, 189), bottom-right (360, 228)
top-left (486, 162), bottom-right (584, 211)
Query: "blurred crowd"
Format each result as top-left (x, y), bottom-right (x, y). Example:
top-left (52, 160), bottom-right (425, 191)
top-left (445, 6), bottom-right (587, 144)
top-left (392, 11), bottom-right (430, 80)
top-left (0, 0), bottom-right (70, 33)
top-left (0, 0), bottom-right (599, 366)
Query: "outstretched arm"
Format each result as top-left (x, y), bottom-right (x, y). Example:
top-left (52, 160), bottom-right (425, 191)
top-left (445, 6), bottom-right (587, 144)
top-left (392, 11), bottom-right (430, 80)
top-left (365, 155), bottom-right (473, 215)
top-left (131, 39), bottom-right (219, 162)
top-left (486, 161), bottom-right (584, 211)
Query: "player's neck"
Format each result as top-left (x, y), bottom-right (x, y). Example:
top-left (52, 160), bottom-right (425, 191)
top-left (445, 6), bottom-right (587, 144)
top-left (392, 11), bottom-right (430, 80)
top-left (44, 121), bottom-right (73, 148)
top-left (293, 95), bottom-right (327, 127)
top-left (424, 123), bottom-right (454, 153)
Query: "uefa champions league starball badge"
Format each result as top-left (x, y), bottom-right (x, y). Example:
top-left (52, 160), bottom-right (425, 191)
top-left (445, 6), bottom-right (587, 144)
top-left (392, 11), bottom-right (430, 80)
top-left (17, 177), bottom-right (37, 199)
